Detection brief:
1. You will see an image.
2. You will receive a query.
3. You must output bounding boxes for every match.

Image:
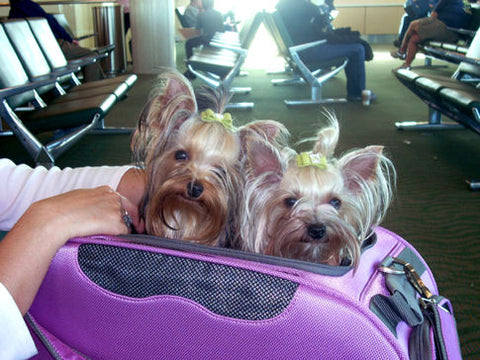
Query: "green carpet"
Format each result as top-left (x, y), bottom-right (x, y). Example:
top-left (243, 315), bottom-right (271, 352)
top-left (1, 42), bottom-right (479, 357)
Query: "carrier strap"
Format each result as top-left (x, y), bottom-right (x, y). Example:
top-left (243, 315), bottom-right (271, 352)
top-left (371, 247), bottom-right (461, 360)
top-left (370, 247), bottom-right (425, 334)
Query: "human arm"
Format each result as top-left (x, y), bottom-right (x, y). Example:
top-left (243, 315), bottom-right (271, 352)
top-left (0, 159), bottom-right (146, 231)
top-left (0, 186), bottom-right (138, 315)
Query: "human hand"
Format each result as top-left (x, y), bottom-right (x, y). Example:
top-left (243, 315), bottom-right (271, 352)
top-left (25, 186), bottom-right (144, 245)
top-left (72, 39), bottom-right (80, 46)
top-left (0, 186), bottom-right (144, 314)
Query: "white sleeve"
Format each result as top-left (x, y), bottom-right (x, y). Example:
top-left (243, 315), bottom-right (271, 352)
top-left (0, 283), bottom-right (38, 360)
top-left (0, 159), bottom-right (134, 231)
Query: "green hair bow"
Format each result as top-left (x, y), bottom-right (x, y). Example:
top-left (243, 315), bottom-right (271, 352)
top-left (200, 109), bottom-right (234, 130)
top-left (296, 152), bottom-right (328, 170)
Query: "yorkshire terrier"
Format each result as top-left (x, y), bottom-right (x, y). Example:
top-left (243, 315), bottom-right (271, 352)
top-left (131, 71), bottom-right (242, 246)
top-left (240, 113), bottom-right (395, 267)
top-left (131, 71), bottom-right (289, 247)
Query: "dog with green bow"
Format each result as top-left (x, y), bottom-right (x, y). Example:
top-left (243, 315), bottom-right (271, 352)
top-left (240, 113), bottom-right (395, 267)
top-left (131, 71), bottom-right (288, 247)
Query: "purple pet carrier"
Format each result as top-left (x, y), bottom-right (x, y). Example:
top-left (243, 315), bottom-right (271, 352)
top-left (26, 227), bottom-right (461, 359)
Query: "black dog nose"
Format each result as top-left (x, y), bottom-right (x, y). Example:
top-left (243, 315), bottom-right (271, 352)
top-left (187, 182), bottom-right (204, 198)
top-left (307, 224), bottom-right (327, 240)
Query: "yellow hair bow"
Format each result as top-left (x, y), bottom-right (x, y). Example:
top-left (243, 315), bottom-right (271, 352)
top-left (296, 152), bottom-right (328, 170)
top-left (200, 109), bottom-right (234, 130)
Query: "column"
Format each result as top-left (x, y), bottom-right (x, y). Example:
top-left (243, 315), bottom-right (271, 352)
top-left (130, 0), bottom-right (175, 74)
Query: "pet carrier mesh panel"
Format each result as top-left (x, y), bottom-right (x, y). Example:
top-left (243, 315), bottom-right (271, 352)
top-left (78, 243), bottom-right (298, 320)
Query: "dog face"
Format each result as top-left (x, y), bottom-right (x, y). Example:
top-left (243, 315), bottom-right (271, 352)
top-left (144, 117), bottom-right (241, 244)
top-left (132, 72), bottom-right (242, 246)
top-left (242, 116), bottom-right (395, 267)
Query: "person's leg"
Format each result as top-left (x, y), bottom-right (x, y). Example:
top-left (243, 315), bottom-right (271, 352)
top-left (404, 32), bottom-right (421, 67)
top-left (59, 40), bottom-right (105, 82)
top-left (301, 43), bottom-right (366, 98)
top-left (399, 19), bottom-right (420, 54)
top-left (342, 43), bottom-right (366, 98)
top-left (185, 37), bottom-right (204, 59)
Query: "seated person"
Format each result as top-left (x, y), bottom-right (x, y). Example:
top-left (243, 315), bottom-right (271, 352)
top-left (184, 0), bottom-right (224, 59)
top-left (184, 0), bottom-right (225, 79)
top-left (391, 0), bottom-right (471, 69)
top-left (8, 0), bottom-right (106, 82)
top-left (183, 0), bottom-right (203, 28)
top-left (276, 0), bottom-right (375, 102)
top-left (394, 0), bottom-right (439, 47)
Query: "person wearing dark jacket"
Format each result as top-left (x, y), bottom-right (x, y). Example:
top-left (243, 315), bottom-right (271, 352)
top-left (276, 0), bottom-right (375, 102)
top-left (8, 0), bottom-right (105, 82)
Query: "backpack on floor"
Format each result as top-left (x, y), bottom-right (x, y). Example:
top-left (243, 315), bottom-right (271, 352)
top-left (26, 227), bottom-right (461, 359)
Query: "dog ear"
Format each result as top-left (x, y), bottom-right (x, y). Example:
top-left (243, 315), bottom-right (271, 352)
top-left (340, 145), bottom-right (384, 192)
top-left (239, 120), bottom-right (290, 152)
top-left (150, 71), bottom-right (197, 130)
top-left (246, 139), bottom-right (284, 185)
top-left (163, 72), bottom-right (196, 106)
top-left (131, 72), bottom-right (197, 163)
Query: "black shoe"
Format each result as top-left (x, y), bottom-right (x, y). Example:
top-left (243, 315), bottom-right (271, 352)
top-left (183, 70), bottom-right (196, 80)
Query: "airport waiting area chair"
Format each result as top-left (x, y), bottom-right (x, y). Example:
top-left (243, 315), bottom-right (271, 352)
top-left (52, 12), bottom-right (115, 55)
top-left (0, 19), bottom-right (137, 168)
top-left (394, 28), bottom-right (480, 135)
top-left (186, 11), bottom-right (264, 110)
top-left (175, 8), bottom-right (189, 29)
top-left (3, 18), bottom-right (136, 97)
top-left (417, 4), bottom-right (480, 68)
top-left (394, 28), bottom-right (480, 191)
top-left (263, 10), bottom-right (348, 106)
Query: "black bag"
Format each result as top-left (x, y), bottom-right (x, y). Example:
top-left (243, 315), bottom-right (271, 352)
top-left (326, 27), bottom-right (374, 61)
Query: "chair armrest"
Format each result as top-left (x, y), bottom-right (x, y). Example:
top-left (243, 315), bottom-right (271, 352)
top-left (209, 41), bottom-right (248, 55)
top-left (75, 33), bottom-right (96, 41)
top-left (68, 52), bottom-right (108, 67)
top-left (447, 27), bottom-right (476, 38)
top-left (422, 46), bottom-right (480, 66)
top-left (0, 77), bottom-right (59, 101)
top-left (91, 44), bottom-right (115, 55)
top-left (289, 39), bottom-right (328, 55)
top-left (47, 66), bottom-right (81, 79)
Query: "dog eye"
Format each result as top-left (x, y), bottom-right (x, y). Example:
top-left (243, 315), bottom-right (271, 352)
top-left (329, 198), bottom-right (341, 210)
top-left (284, 197), bottom-right (297, 208)
top-left (174, 150), bottom-right (189, 161)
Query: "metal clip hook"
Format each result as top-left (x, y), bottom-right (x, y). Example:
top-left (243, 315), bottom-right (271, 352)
top-left (378, 257), bottom-right (433, 300)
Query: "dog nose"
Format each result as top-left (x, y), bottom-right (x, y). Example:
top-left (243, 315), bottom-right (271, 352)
top-left (307, 224), bottom-right (327, 240)
top-left (187, 181), bottom-right (204, 198)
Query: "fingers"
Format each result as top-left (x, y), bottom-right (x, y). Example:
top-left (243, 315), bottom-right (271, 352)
top-left (120, 194), bottom-right (145, 234)
top-left (36, 186), bottom-right (144, 239)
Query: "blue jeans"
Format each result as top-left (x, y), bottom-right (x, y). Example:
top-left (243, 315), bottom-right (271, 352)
top-left (300, 42), bottom-right (366, 98)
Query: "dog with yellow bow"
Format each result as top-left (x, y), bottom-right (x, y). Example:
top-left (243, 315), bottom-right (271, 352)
top-left (240, 113), bottom-right (396, 267)
top-left (131, 71), bottom-right (288, 247)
